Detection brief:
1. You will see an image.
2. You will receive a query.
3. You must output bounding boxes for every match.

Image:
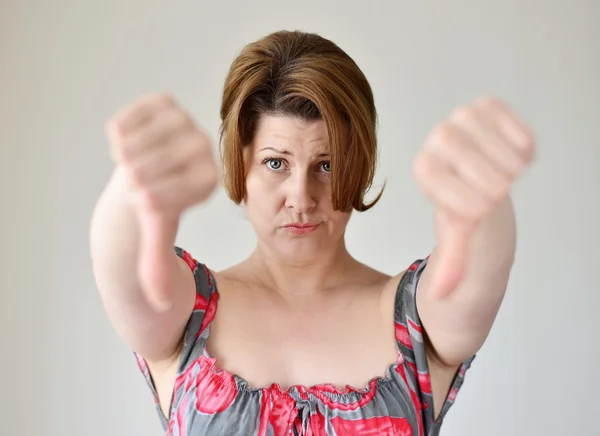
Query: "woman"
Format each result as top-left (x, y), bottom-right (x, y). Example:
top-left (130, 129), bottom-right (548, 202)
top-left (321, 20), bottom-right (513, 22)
top-left (91, 30), bottom-right (534, 435)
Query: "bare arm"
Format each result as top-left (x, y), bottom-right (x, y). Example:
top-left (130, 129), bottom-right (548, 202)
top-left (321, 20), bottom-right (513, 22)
top-left (405, 96), bottom-right (534, 416)
top-left (90, 167), bottom-right (195, 362)
top-left (90, 94), bottom-right (218, 365)
top-left (412, 97), bottom-right (534, 368)
top-left (417, 197), bottom-right (516, 367)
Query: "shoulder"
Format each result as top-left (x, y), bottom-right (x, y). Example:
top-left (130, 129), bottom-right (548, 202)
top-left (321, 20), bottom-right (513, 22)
top-left (379, 257), bottom-right (430, 329)
top-left (379, 269), bottom-right (406, 322)
top-left (210, 261), bottom-right (248, 288)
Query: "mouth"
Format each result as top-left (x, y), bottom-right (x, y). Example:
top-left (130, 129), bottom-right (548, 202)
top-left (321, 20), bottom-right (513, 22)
top-left (282, 222), bottom-right (321, 235)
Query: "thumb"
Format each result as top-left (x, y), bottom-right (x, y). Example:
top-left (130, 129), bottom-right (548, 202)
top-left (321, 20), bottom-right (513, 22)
top-left (137, 211), bottom-right (179, 312)
top-left (432, 216), bottom-right (472, 299)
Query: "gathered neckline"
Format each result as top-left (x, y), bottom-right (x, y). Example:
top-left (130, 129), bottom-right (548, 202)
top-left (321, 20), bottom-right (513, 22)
top-left (194, 271), bottom-right (407, 400)
top-left (198, 344), bottom-right (405, 398)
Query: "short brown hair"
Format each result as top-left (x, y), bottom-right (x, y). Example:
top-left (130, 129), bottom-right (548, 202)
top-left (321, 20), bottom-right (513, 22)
top-left (219, 30), bottom-right (382, 212)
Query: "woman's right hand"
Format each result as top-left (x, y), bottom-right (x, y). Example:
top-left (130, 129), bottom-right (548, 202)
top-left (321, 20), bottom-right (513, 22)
top-left (107, 93), bottom-right (219, 216)
top-left (106, 93), bottom-right (219, 310)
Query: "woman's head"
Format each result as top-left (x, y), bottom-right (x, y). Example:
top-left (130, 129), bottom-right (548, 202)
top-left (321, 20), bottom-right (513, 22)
top-left (219, 31), bottom-right (381, 262)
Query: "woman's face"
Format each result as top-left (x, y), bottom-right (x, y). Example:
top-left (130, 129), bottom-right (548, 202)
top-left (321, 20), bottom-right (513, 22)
top-left (244, 115), bottom-right (351, 263)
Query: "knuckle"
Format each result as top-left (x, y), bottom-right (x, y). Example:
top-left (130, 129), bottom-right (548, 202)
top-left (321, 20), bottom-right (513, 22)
top-left (151, 93), bottom-right (176, 107)
top-left (451, 106), bottom-right (478, 125)
top-left (412, 152), bottom-right (434, 181)
top-left (178, 110), bottom-right (194, 128)
top-left (169, 108), bottom-right (193, 131)
top-left (446, 136), bottom-right (464, 155)
top-left (521, 133), bottom-right (536, 160)
top-left (476, 95), bottom-right (501, 109)
top-left (118, 140), bottom-right (137, 163)
top-left (506, 159), bottom-right (525, 178)
top-left (434, 125), bottom-right (463, 155)
top-left (192, 131), bottom-right (212, 156)
top-left (428, 123), bottom-right (453, 149)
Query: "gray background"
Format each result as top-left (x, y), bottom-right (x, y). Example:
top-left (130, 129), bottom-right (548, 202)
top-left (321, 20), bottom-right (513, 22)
top-left (1, 1), bottom-right (598, 435)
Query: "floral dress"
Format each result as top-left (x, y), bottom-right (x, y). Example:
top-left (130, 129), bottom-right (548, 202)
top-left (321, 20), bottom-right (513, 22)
top-left (135, 247), bottom-right (474, 435)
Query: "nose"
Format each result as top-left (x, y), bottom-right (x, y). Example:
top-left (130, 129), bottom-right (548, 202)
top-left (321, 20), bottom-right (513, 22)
top-left (284, 172), bottom-right (317, 214)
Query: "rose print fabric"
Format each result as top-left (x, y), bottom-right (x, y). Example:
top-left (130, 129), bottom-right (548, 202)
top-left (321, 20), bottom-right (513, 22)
top-left (135, 247), bottom-right (475, 435)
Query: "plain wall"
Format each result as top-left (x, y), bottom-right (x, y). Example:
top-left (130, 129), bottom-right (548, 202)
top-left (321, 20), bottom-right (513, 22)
top-left (1, 1), bottom-right (598, 435)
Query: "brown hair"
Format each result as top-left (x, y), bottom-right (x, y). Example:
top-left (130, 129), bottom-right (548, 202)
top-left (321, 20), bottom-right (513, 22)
top-left (219, 30), bottom-right (382, 212)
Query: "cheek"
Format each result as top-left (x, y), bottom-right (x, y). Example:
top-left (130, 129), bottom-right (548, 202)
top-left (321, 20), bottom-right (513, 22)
top-left (330, 211), bottom-right (351, 231)
top-left (244, 172), bottom-right (282, 219)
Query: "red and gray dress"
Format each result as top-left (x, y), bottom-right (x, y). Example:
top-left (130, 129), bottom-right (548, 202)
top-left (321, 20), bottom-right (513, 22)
top-left (135, 247), bottom-right (474, 435)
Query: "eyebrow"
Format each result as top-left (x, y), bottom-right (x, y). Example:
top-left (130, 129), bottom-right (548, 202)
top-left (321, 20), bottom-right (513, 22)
top-left (259, 146), bottom-right (291, 155)
top-left (259, 146), bottom-right (330, 158)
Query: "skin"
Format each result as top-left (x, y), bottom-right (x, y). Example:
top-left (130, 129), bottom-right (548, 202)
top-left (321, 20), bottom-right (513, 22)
top-left (91, 94), bottom-right (534, 421)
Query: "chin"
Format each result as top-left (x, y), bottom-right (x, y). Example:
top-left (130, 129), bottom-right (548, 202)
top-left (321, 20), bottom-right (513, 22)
top-left (273, 239), bottom-right (325, 264)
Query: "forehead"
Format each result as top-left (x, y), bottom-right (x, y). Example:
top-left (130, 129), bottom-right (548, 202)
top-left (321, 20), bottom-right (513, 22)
top-left (252, 115), bottom-right (329, 154)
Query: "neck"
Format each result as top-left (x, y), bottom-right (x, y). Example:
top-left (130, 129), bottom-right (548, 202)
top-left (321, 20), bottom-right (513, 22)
top-left (247, 238), bottom-right (356, 298)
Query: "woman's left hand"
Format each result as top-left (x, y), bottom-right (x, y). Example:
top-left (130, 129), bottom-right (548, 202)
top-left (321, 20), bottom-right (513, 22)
top-left (413, 96), bottom-right (535, 297)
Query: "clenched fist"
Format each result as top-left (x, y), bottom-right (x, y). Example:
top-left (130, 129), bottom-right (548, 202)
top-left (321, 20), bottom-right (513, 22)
top-left (413, 96), bottom-right (535, 297)
top-left (106, 94), bottom-right (219, 310)
top-left (107, 93), bottom-right (219, 216)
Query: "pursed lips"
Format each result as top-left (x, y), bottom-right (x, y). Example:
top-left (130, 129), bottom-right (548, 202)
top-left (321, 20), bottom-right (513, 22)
top-left (281, 222), bottom-right (321, 234)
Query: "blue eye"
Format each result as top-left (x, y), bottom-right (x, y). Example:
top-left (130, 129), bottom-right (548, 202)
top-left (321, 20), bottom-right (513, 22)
top-left (266, 158), bottom-right (284, 171)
